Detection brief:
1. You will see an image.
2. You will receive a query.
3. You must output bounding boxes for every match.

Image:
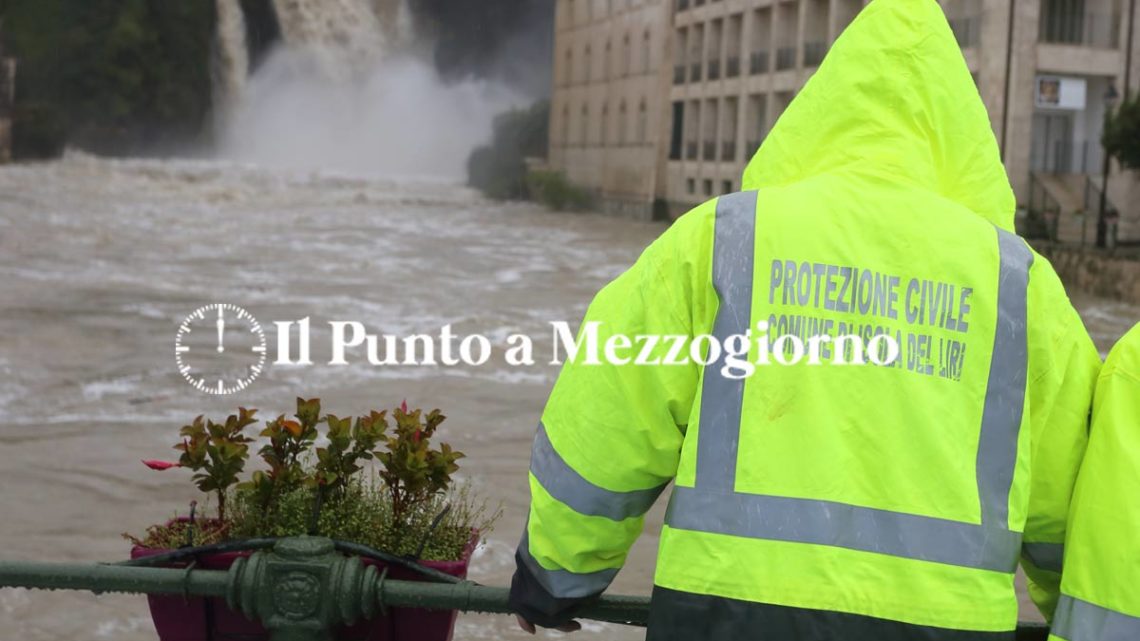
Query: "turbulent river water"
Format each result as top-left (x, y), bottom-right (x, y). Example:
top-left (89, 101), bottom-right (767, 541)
top-left (0, 155), bottom-right (1136, 640)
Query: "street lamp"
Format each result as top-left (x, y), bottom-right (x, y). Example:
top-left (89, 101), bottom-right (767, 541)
top-left (1096, 82), bottom-right (1120, 248)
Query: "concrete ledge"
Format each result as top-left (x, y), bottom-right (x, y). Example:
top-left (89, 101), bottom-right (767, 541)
top-left (1031, 241), bottom-right (1140, 304)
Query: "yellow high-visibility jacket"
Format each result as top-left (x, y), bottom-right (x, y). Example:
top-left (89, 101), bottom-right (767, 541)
top-left (510, 0), bottom-right (1101, 638)
top-left (1049, 322), bottom-right (1140, 641)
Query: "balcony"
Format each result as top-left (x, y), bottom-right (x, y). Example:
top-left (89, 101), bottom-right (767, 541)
top-left (1040, 9), bottom-right (1120, 48)
top-left (776, 46), bottom-right (796, 70)
top-left (674, 64), bottom-right (686, 84)
top-left (750, 50), bottom-right (769, 74)
top-left (721, 141), bottom-right (736, 162)
top-left (707, 59), bottom-right (721, 80)
top-left (803, 41), bottom-right (827, 67)
top-left (690, 62), bottom-right (703, 81)
top-left (703, 141), bottom-right (717, 161)
top-left (726, 55), bottom-right (740, 78)
top-left (686, 141), bottom-right (698, 160)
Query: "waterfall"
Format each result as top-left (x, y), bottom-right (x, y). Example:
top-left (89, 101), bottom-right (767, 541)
top-left (270, 0), bottom-right (389, 74)
top-left (216, 0), bottom-right (523, 179)
top-left (213, 0), bottom-right (249, 113)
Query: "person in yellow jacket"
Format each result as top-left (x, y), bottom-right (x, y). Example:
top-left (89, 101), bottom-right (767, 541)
top-left (1049, 322), bottom-right (1140, 641)
top-left (509, 0), bottom-right (1101, 638)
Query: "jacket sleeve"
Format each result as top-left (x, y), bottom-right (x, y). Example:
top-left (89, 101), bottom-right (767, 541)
top-left (509, 202), bottom-right (717, 627)
top-left (1019, 266), bottom-right (1101, 621)
top-left (1050, 325), bottom-right (1140, 639)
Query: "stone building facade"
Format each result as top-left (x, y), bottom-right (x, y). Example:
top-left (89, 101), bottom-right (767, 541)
top-left (548, 0), bottom-right (1140, 245)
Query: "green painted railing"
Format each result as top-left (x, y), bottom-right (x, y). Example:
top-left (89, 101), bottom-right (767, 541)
top-left (0, 536), bottom-right (1051, 641)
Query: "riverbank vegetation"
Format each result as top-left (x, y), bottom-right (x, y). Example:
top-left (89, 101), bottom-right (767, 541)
top-left (467, 100), bottom-right (595, 211)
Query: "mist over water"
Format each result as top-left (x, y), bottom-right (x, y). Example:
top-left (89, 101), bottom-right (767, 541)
top-left (215, 0), bottom-right (523, 178)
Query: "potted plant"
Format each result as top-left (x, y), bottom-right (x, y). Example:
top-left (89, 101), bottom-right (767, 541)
top-left (126, 398), bottom-right (498, 641)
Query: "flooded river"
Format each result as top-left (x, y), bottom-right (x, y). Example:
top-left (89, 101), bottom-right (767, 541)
top-left (0, 155), bottom-right (1136, 640)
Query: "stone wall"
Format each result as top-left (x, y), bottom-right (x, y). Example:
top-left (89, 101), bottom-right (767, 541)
top-left (1033, 242), bottom-right (1140, 303)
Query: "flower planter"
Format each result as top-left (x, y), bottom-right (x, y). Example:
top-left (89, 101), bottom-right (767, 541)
top-left (130, 527), bottom-right (479, 641)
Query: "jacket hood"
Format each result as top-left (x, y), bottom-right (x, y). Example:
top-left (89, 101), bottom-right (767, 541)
top-left (741, 0), bottom-right (1015, 230)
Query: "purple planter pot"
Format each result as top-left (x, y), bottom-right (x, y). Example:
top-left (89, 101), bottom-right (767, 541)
top-left (131, 525), bottom-right (478, 641)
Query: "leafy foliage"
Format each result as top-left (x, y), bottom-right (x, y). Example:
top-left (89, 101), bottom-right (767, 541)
top-left (133, 399), bottom-right (489, 561)
top-left (467, 100), bottom-right (549, 200)
top-left (526, 170), bottom-right (595, 212)
top-left (375, 403), bottom-right (464, 527)
top-left (1103, 94), bottom-right (1140, 172)
top-left (175, 409), bottom-right (258, 520)
top-left (0, 0), bottom-right (218, 157)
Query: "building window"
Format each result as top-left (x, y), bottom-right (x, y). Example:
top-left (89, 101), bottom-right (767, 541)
top-left (601, 103), bottom-right (609, 146)
top-left (704, 179), bottom-right (714, 196)
top-left (618, 101), bottom-right (628, 145)
top-left (623, 33), bottom-right (632, 76)
top-left (604, 40), bottom-right (612, 79)
top-left (584, 45), bottom-right (592, 83)
top-left (723, 180), bottom-right (733, 193)
top-left (565, 49), bottom-right (573, 86)
top-left (642, 30), bottom-right (652, 73)
top-left (637, 99), bottom-right (648, 143)
top-left (562, 105), bottom-right (570, 144)
top-left (581, 104), bottom-right (589, 146)
top-left (687, 178), bottom-right (696, 194)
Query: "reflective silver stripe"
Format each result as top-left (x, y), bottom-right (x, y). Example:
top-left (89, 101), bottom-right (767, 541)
top-left (517, 530), bottom-right (618, 599)
top-left (1052, 595), bottom-right (1140, 641)
top-left (530, 422), bottom-right (667, 520)
top-left (668, 199), bottom-right (1032, 573)
top-left (666, 486), bottom-right (1021, 572)
top-left (977, 229), bottom-right (1034, 528)
top-left (1021, 542), bottom-right (1064, 573)
top-left (695, 190), bottom-right (758, 492)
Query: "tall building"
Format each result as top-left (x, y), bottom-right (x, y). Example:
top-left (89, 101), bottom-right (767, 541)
top-left (548, 0), bottom-right (1140, 245)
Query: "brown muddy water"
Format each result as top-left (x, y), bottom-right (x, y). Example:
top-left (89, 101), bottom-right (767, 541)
top-left (0, 155), bottom-right (1136, 640)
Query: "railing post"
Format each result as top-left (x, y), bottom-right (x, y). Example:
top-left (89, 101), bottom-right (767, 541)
top-left (227, 538), bottom-right (376, 641)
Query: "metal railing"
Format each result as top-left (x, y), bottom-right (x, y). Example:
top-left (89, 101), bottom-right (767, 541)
top-left (707, 59), bottom-right (721, 80)
top-left (726, 55), bottom-right (740, 78)
top-left (1039, 8), bottom-right (1121, 48)
top-left (1030, 139), bottom-right (1100, 175)
top-left (1027, 173), bottom-right (1064, 241)
top-left (803, 41), bottom-right (827, 67)
top-left (0, 537), bottom-right (1057, 641)
top-left (776, 46), bottom-right (796, 70)
top-left (750, 50), bottom-right (769, 74)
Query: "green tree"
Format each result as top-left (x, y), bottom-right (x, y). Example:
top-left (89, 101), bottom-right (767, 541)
top-left (1, 0), bottom-right (217, 157)
top-left (1103, 94), bottom-right (1140, 171)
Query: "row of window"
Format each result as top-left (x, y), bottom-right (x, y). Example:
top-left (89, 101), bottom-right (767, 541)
top-left (559, 0), bottom-right (656, 31)
top-left (686, 178), bottom-right (735, 198)
top-left (557, 99), bottom-right (651, 147)
top-left (670, 92), bottom-right (795, 164)
top-left (673, 1), bottom-right (858, 81)
top-left (561, 29), bottom-right (655, 86)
